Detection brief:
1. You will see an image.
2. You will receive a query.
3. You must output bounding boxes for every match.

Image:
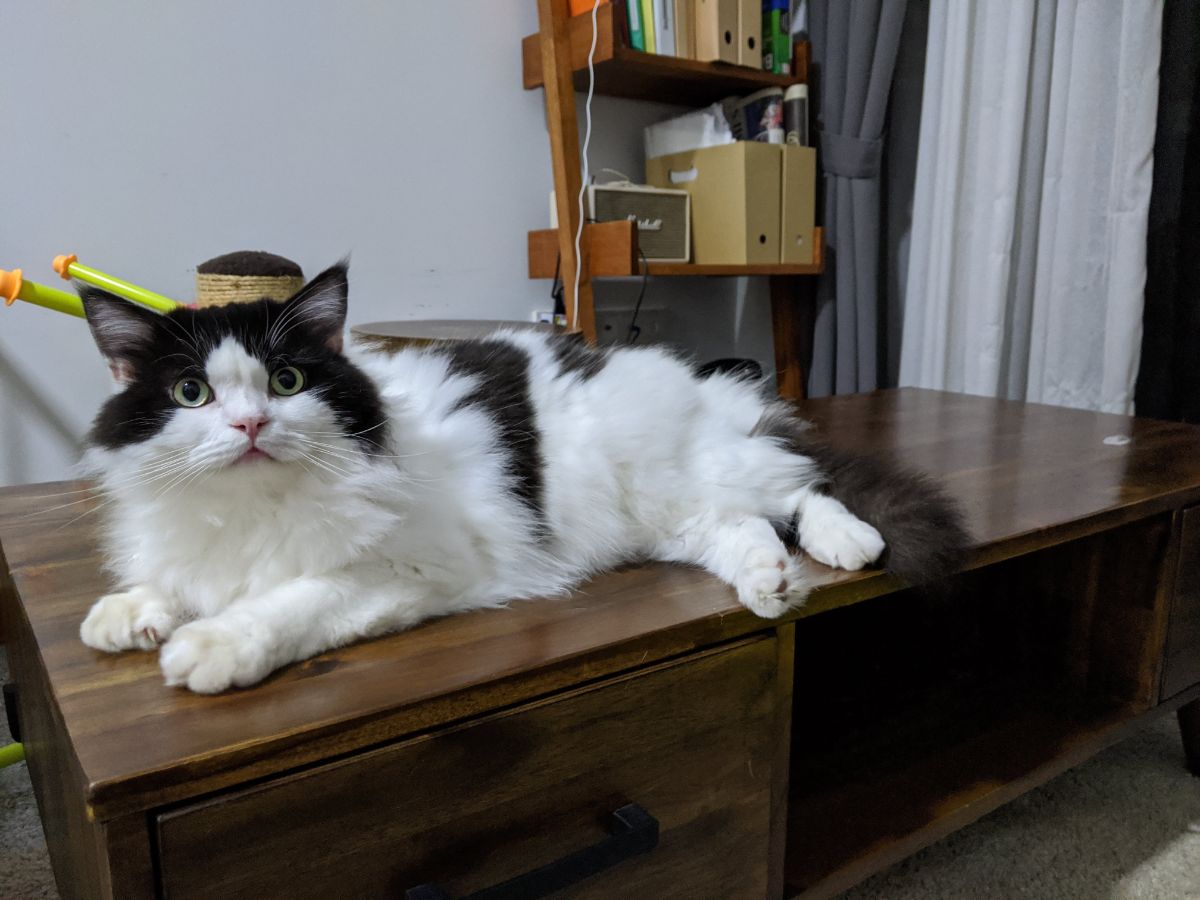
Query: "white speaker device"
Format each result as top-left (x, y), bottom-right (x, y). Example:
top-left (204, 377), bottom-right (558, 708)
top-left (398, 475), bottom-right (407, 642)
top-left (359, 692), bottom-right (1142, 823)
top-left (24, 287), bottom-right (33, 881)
top-left (550, 183), bottom-right (691, 263)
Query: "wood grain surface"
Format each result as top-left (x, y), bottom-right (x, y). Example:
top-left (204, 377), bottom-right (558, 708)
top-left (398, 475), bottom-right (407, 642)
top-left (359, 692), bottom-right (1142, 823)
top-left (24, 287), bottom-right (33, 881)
top-left (4, 389), bottom-right (1200, 822)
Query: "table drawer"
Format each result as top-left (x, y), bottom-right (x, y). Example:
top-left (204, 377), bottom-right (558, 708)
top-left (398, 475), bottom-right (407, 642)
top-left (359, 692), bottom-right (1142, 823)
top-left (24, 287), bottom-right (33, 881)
top-left (157, 636), bottom-right (780, 899)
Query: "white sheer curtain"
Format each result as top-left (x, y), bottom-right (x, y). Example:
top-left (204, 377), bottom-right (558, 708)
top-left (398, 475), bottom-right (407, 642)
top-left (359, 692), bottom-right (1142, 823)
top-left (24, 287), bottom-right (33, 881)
top-left (898, 0), bottom-right (1162, 414)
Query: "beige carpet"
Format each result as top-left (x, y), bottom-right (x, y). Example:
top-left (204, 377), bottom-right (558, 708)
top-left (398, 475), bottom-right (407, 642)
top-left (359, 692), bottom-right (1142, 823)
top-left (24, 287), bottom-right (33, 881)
top-left (2, 645), bottom-right (1198, 898)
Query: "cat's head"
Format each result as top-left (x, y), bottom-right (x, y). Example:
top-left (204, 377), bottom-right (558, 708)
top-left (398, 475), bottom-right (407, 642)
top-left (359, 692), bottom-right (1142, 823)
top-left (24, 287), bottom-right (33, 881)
top-left (81, 262), bottom-right (386, 483)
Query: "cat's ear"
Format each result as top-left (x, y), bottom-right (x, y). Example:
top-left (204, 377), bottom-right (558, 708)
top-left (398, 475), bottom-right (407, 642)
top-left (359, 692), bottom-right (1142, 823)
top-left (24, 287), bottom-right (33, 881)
top-left (284, 261), bottom-right (348, 353)
top-left (81, 286), bottom-right (162, 384)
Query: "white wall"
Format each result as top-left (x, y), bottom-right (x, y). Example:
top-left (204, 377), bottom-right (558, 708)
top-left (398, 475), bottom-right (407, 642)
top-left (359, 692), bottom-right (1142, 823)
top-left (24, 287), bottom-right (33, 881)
top-left (0, 1), bottom-right (774, 485)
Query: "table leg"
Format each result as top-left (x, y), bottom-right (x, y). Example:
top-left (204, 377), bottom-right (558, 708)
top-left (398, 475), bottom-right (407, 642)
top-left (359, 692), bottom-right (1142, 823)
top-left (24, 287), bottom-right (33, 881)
top-left (770, 276), bottom-right (812, 401)
top-left (1178, 698), bottom-right (1200, 776)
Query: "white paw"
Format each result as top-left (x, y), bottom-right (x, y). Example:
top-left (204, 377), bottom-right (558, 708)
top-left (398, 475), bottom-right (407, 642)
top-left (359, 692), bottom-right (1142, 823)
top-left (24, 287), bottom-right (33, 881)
top-left (81, 587), bottom-right (179, 652)
top-left (160, 620), bottom-right (269, 694)
top-left (736, 549), bottom-right (810, 619)
top-left (800, 511), bottom-right (885, 571)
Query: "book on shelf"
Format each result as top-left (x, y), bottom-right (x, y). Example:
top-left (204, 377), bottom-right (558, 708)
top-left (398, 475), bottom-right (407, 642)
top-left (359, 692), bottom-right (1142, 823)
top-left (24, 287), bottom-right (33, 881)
top-left (653, 0), bottom-right (676, 56)
top-left (627, 0), bottom-right (646, 49)
top-left (763, 0), bottom-right (790, 74)
top-left (641, 0), bottom-right (657, 52)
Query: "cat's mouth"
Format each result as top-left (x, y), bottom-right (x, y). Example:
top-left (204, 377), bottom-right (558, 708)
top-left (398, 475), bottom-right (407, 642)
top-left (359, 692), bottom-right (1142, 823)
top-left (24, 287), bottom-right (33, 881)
top-left (236, 447), bottom-right (273, 464)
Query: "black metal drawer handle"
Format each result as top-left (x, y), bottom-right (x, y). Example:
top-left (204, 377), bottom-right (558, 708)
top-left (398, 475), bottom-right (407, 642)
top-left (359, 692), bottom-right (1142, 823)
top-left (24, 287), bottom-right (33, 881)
top-left (405, 803), bottom-right (659, 900)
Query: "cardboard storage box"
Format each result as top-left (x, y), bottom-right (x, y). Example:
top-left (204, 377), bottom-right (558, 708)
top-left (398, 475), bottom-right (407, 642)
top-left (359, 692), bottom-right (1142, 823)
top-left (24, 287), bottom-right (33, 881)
top-left (646, 142), bottom-right (782, 265)
top-left (780, 144), bottom-right (816, 265)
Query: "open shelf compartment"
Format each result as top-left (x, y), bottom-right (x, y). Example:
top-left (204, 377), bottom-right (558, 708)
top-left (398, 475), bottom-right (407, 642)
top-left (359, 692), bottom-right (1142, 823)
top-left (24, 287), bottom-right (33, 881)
top-left (785, 515), bottom-right (1174, 897)
top-left (522, 2), bottom-right (807, 106)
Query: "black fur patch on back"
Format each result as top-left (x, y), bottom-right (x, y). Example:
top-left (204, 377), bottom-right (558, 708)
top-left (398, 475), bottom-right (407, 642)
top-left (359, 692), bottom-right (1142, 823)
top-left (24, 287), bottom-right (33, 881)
top-left (437, 339), bottom-right (545, 521)
top-left (86, 296), bottom-right (386, 453)
top-left (754, 407), bottom-right (971, 586)
top-left (551, 335), bottom-right (607, 380)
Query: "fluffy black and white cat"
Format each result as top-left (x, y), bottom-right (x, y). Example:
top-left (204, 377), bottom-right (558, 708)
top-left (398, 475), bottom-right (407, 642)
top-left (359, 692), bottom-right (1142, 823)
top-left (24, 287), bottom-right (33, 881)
top-left (76, 263), bottom-right (967, 693)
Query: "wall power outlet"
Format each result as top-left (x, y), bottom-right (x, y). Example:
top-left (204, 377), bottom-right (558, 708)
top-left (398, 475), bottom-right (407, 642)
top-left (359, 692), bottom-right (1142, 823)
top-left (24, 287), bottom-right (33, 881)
top-left (594, 307), bottom-right (671, 345)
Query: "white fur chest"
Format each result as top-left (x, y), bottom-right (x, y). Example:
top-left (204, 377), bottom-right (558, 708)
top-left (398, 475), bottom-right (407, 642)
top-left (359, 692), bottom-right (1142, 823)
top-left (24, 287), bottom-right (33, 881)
top-left (102, 462), bottom-right (398, 618)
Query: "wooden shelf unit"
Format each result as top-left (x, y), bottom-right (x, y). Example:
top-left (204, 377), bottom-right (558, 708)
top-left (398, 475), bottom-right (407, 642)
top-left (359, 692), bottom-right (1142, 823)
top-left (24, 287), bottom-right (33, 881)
top-left (528, 222), bottom-right (824, 278)
top-left (525, 0), bottom-right (819, 398)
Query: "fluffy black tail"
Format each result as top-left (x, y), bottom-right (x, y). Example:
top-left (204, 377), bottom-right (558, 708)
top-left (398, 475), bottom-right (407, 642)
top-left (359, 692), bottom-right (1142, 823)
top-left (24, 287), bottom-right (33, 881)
top-left (757, 410), bottom-right (972, 586)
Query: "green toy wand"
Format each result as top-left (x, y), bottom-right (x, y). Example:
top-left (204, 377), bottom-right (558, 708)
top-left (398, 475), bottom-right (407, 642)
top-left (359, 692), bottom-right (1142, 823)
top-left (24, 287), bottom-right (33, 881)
top-left (1, 253), bottom-right (182, 319)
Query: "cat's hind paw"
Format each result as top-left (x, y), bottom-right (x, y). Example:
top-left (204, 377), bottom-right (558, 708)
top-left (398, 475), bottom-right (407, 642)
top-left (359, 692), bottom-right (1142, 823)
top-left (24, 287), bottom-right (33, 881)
top-left (81, 586), bottom-right (179, 652)
top-left (736, 551), bottom-right (810, 619)
top-left (160, 620), bottom-right (270, 694)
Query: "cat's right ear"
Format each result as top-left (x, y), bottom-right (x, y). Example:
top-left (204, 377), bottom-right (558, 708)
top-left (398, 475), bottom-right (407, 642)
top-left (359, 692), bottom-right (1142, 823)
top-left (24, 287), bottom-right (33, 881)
top-left (81, 286), bottom-right (161, 384)
top-left (283, 261), bottom-right (349, 353)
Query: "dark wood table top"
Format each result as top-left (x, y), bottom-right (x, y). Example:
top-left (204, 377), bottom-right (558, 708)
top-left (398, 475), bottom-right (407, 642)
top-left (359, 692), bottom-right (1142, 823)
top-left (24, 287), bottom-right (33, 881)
top-left (4, 389), bottom-right (1200, 819)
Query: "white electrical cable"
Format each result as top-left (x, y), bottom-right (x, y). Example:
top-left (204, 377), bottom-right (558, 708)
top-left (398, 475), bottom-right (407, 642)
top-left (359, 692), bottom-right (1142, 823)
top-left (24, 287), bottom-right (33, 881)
top-left (571, 0), bottom-right (601, 332)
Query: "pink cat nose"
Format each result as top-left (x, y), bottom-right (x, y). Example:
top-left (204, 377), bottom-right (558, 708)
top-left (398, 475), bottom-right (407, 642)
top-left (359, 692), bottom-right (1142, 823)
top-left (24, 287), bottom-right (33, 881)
top-left (231, 417), bottom-right (268, 442)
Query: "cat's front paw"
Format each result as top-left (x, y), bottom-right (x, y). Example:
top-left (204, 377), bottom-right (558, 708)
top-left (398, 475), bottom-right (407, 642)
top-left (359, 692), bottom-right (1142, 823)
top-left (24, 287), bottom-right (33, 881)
top-left (81, 586), bottom-right (179, 652)
top-left (736, 550), bottom-right (810, 618)
top-left (800, 512), bottom-right (885, 571)
top-left (160, 621), bottom-right (271, 694)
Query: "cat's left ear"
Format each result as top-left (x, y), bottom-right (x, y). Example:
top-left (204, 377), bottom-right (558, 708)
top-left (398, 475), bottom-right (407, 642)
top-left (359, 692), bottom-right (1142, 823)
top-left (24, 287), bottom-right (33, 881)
top-left (284, 261), bottom-right (348, 353)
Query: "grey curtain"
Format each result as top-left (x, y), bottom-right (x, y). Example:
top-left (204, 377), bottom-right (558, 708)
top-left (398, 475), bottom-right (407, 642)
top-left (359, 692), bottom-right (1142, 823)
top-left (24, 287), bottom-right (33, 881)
top-left (807, 0), bottom-right (908, 396)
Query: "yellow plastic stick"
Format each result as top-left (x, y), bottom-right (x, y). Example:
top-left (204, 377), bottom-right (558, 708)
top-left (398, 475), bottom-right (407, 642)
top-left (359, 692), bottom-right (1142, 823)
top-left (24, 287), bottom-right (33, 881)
top-left (0, 267), bottom-right (86, 318)
top-left (53, 254), bottom-right (180, 313)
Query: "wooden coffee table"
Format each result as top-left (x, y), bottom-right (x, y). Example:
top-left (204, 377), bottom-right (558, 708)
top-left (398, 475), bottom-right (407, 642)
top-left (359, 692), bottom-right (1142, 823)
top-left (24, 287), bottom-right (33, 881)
top-left (4, 389), bottom-right (1200, 899)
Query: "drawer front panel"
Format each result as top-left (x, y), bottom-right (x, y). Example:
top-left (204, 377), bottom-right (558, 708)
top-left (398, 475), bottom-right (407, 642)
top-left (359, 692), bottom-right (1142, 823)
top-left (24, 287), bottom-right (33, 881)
top-left (158, 637), bottom-right (779, 900)
top-left (1164, 506), bottom-right (1200, 698)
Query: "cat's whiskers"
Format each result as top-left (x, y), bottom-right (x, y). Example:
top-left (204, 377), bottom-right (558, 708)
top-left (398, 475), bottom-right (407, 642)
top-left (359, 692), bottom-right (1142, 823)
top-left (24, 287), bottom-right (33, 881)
top-left (309, 420), bottom-right (388, 438)
top-left (22, 492), bottom-right (110, 520)
top-left (265, 300), bottom-right (326, 350)
top-left (294, 436), bottom-right (415, 463)
top-left (297, 438), bottom-right (423, 461)
top-left (294, 442), bottom-right (365, 467)
top-left (292, 440), bottom-right (444, 488)
top-left (33, 455), bottom-right (195, 521)
top-left (100, 451), bottom-right (199, 491)
top-left (169, 460), bottom-right (216, 499)
top-left (155, 313), bottom-right (208, 367)
top-left (264, 300), bottom-right (302, 347)
top-left (155, 459), bottom-right (208, 500)
top-left (21, 451), bottom-right (194, 515)
top-left (295, 450), bottom-right (353, 480)
top-left (268, 306), bottom-right (331, 349)
top-left (52, 495), bottom-right (118, 533)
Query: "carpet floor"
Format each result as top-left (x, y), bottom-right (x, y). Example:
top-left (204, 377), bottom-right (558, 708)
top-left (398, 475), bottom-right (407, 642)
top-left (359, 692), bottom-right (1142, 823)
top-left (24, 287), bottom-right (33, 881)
top-left (2, 647), bottom-right (1198, 899)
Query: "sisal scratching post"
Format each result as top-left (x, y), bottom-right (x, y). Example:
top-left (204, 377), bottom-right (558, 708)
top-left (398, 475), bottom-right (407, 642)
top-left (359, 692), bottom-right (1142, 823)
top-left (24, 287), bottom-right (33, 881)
top-left (195, 251), bottom-right (304, 307)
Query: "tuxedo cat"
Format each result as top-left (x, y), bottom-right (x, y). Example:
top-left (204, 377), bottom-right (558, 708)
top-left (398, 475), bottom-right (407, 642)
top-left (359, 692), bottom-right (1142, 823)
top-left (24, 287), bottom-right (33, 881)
top-left (77, 263), bottom-right (967, 692)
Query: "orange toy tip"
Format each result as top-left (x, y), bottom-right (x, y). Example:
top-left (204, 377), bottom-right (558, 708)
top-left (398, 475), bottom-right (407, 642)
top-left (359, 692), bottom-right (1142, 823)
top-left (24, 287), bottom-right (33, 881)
top-left (0, 268), bottom-right (23, 305)
top-left (52, 254), bottom-right (78, 279)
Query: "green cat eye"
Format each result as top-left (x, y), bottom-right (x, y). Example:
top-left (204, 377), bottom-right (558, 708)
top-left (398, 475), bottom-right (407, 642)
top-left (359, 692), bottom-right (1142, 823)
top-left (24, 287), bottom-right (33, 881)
top-left (171, 377), bottom-right (212, 408)
top-left (270, 366), bottom-right (305, 396)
